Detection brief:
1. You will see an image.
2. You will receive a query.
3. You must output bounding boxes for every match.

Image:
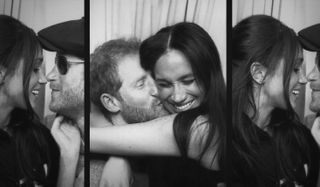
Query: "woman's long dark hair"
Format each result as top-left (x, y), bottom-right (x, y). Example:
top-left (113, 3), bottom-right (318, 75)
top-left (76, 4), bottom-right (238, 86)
top-left (232, 15), bottom-right (315, 185)
top-left (140, 22), bottom-right (226, 169)
top-left (0, 15), bottom-right (58, 186)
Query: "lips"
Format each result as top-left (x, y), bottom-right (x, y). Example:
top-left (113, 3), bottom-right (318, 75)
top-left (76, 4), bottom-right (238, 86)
top-left (50, 84), bottom-right (60, 92)
top-left (31, 89), bottom-right (40, 96)
top-left (173, 100), bottom-right (195, 111)
top-left (310, 84), bottom-right (320, 92)
top-left (292, 89), bottom-right (300, 96)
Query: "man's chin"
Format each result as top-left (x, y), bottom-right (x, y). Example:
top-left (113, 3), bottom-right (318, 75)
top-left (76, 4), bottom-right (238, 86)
top-left (49, 103), bottom-right (61, 113)
top-left (309, 103), bottom-right (320, 114)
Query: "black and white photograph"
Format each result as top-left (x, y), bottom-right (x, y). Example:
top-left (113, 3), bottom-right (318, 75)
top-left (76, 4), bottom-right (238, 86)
top-left (0, 0), bottom-right (320, 187)
top-left (90, 0), bottom-right (226, 186)
top-left (0, 0), bottom-right (84, 186)
top-left (232, 0), bottom-right (320, 186)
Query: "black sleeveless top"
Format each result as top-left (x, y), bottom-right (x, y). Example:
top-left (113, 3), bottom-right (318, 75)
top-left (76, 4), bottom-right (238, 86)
top-left (231, 117), bottom-right (319, 187)
top-left (0, 125), bottom-right (59, 187)
top-left (148, 157), bottom-right (224, 187)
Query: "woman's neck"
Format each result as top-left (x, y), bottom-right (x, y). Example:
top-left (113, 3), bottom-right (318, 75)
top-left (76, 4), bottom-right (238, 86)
top-left (0, 95), bottom-right (14, 129)
top-left (250, 87), bottom-right (274, 131)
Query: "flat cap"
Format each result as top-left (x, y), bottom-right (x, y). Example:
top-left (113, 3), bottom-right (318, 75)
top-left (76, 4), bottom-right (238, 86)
top-left (298, 24), bottom-right (320, 52)
top-left (38, 18), bottom-right (84, 58)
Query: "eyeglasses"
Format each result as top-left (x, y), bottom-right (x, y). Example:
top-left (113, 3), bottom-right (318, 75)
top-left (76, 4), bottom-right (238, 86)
top-left (55, 54), bottom-right (84, 75)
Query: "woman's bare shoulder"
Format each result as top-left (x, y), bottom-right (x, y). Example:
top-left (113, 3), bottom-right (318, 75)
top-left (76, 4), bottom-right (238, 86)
top-left (190, 115), bottom-right (209, 132)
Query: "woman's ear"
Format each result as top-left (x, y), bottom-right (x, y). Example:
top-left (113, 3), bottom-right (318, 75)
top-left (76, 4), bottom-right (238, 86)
top-left (100, 93), bottom-right (121, 113)
top-left (250, 62), bottom-right (267, 85)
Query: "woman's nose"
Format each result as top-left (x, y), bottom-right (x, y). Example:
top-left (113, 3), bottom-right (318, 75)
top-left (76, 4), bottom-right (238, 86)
top-left (299, 70), bottom-right (307, 84)
top-left (170, 84), bottom-right (187, 103)
top-left (38, 70), bottom-right (47, 84)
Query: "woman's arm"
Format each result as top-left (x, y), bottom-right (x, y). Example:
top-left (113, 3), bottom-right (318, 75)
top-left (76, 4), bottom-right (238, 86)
top-left (51, 116), bottom-right (81, 187)
top-left (188, 116), bottom-right (220, 170)
top-left (90, 114), bottom-right (219, 170)
top-left (90, 114), bottom-right (180, 156)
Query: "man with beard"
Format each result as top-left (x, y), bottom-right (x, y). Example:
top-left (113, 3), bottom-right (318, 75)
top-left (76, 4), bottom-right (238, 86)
top-left (298, 24), bottom-right (320, 146)
top-left (38, 18), bottom-right (84, 187)
top-left (90, 38), bottom-right (167, 186)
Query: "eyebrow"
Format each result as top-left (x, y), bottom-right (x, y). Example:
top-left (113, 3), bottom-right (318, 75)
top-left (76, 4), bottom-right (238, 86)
top-left (34, 57), bottom-right (44, 65)
top-left (295, 57), bottom-right (303, 66)
top-left (156, 73), bottom-right (194, 82)
top-left (179, 73), bottom-right (194, 80)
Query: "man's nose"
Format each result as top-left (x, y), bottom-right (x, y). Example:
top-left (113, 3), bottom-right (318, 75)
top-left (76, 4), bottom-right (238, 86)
top-left (147, 76), bottom-right (159, 97)
top-left (307, 65), bottom-right (318, 82)
top-left (46, 65), bottom-right (58, 81)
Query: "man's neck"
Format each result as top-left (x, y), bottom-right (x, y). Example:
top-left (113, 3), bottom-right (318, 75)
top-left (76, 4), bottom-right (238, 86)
top-left (110, 114), bottom-right (128, 126)
top-left (90, 107), bottom-right (112, 127)
top-left (76, 116), bottom-right (84, 136)
top-left (62, 114), bottom-right (84, 137)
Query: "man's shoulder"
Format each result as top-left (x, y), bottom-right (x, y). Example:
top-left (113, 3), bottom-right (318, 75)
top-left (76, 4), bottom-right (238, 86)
top-left (90, 159), bottom-right (108, 187)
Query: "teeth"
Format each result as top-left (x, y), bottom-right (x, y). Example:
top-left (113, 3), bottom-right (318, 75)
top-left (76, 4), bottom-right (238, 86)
top-left (175, 100), bottom-right (194, 110)
top-left (292, 90), bottom-right (299, 95)
top-left (32, 90), bottom-right (39, 95)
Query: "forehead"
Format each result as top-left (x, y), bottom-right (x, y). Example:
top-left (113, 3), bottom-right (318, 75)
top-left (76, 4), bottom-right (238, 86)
top-left (154, 49), bottom-right (193, 80)
top-left (117, 54), bottom-right (146, 85)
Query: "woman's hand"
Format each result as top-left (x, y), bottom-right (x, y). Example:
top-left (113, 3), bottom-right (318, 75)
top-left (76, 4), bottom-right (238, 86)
top-left (51, 116), bottom-right (82, 187)
top-left (311, 117), bottom-right (320, 146)
top-left (51, 116), bottom-right (81, 159)
top-left (99, 157), bottom-right (133, 187)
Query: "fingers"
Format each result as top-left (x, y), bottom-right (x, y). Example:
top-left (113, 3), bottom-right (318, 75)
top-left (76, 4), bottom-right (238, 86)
top-left (51, 115), bottom-right (64, 132)
top-left (311, 117), bottom-right (320, 146)
top-left (312, 117), bottom-right (320, 132)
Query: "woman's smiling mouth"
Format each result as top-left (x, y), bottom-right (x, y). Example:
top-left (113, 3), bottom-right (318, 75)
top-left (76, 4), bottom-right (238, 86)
top-left (173, 100), bottom-right (195, 111)
top-left (31, 89), bottom-right (40, 96)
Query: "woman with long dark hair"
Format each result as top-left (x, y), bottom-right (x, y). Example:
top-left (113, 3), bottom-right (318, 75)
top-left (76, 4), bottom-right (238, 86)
top-left (0, 15), bottom-right (59, 186)
top-left (232, 15), bottom-right (319, 186)
top-left (90, 22), bottom-right (226, 186)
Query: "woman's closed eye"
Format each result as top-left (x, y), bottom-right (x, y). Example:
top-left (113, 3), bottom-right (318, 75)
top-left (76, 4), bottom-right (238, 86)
top-left (33, 67), bottom-right (41, 73)
top-left (293, 67), bottom-right (301, 73)
top-left (157, 81), bottom-right (172, 88)
top-left (181, 79), bottom-right (195, 85)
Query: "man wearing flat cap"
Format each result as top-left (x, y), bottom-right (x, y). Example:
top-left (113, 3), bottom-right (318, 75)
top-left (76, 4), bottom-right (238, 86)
top-left (298, 23), bottom-right (320, 147)
top-left (38, 18), bottom-right (84, 187)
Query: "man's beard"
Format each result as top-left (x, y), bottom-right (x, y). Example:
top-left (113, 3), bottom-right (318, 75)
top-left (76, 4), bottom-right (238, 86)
top-left (50, 85), bottom-right (84, 120)
top-left (120, 100), bottom-right (164, 123)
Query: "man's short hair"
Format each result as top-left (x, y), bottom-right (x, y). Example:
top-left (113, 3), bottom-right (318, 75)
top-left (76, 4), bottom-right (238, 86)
top-left (90, 38), bottom-right (140, 119)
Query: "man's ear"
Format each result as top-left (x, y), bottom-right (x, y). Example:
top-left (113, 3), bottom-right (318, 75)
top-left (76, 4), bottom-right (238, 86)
top-left (0, 66), bottom-right (6, 85)
top-left (100, 93), bottom-right (121, 113)
top-left (250, 62), bottom-right (267, 85)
